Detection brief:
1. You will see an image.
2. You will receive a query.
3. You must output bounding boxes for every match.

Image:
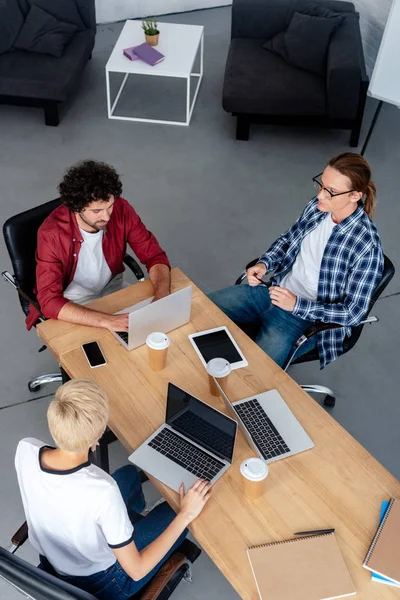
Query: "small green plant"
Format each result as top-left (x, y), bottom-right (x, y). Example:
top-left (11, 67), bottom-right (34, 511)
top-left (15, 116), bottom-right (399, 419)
top-left (142, 17), bottom-right (159, 36)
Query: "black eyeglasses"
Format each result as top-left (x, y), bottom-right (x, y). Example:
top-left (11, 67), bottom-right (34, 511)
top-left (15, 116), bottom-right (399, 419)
top-left (312, 173), bottom-right (355, 199)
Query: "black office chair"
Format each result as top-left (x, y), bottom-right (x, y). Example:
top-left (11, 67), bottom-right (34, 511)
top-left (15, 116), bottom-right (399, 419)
top-left (0, 522), bottom-right (201, 600)
top-left (235, 255), bottom-right (395, 407)
top-left (2, 198), bottom-right (145, 393)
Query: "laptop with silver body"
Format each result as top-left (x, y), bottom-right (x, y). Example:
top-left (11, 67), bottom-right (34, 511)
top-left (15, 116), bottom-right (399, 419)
top-left (129, 383), bottom-right (237, 493)
top-left (111, 286), bottom-right (192, 350)
top-left (216, 381), bottom-right (313, 464)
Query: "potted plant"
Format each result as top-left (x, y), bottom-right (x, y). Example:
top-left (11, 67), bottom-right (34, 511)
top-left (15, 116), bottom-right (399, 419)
top-left (142, 17), bottom-right (160, 46)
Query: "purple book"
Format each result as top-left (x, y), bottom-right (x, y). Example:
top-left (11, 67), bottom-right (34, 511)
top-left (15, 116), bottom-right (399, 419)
top-left (123, 46), bottom-right (140, 61)
top-left (131, 42), bottom-right (165, 66)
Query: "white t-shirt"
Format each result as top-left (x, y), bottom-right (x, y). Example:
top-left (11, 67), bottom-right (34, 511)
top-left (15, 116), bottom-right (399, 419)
top-left (15, 438), bottom-right (134, 577)
top-left (64, 228), bottom-right (112, 304)
top-left (280, 214), bottom-right (336, 301)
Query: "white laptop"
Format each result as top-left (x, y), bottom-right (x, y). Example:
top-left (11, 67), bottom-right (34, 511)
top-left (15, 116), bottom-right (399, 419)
top-left (111, 286), bottom-right (192, 350)
top-left (128, 383), bottom-right (238, 492)
top-left (216, 381), bottom-right (314, 464)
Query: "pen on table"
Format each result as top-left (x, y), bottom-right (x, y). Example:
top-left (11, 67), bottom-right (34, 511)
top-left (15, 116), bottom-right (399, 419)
top-left (294, 528), bottom-right (335, 536)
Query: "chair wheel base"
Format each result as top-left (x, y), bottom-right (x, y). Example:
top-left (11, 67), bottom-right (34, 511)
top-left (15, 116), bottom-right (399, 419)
top-left (324, 395), bottom-right (336, 407)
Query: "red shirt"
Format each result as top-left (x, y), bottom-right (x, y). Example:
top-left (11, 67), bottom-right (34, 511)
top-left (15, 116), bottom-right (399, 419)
top-left (26, 198), bottom-right (170, 330)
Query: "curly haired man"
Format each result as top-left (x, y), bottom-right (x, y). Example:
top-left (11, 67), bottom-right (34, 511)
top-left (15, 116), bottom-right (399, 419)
top-left (26, 160), bottom-right (170, 332)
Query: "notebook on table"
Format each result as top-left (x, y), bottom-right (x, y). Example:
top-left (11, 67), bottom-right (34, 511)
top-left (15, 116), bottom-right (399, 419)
top-left (247, 532), bottom-right (355, 600)
top-left (131, 43), bottom-right (165, 66)
top-left (363, 497), bottom-right (400, 585)
top-left (370, 500), bottom-right (400, 587)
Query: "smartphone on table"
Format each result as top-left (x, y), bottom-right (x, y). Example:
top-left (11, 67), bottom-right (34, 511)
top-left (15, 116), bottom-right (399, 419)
top-left (82, 341), bottom-right (106, 368)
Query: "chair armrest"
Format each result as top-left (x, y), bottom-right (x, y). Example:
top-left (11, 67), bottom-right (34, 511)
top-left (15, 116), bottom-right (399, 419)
top-left (326, 13), bottom-right (368, 120)
top-left (302, 321), bottom-right (343, 340)
top-left (8, 522), bottom-right (28, 553)
top-left (123, 255), bottom-right (145, 282)
top-left (235, 258), bottom-right (260, 285)
top-left (2, 271), bottom-right (45, 320)
top-left (300, 315), bottom-right (378, 342)
top-left (139, 553), bottom-right (188, 600)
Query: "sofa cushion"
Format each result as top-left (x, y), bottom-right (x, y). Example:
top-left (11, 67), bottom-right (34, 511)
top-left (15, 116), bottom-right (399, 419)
top-left (285, 11), bottom-right (343, 76)
top-left (223, 38), bottom-right (326, 116)
top-left (264, 6), bottom-right (343, 77)
top-left (29, 0), bottom-right (84, 30)
top-left (14, 5), bottom-right (78, 58)
top-left (0, 1), bottom-right (24, 54)
top-left (0, 30), bottom-right (94, 101)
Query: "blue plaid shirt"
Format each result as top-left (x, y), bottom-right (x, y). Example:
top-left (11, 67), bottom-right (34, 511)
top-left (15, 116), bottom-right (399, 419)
top-left (258, 198), bottom-right (384, 369)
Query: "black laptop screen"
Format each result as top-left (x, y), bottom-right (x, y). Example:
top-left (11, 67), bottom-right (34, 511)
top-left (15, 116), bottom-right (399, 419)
top-left (166, 383), bottom-right (236, 462)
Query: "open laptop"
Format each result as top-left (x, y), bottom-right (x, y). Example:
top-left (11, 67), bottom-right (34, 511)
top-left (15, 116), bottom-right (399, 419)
top-left (111, 286), bottom-right (192, 350)
top-left (216, 381), bottom-right (314, 464)
top-left (128, 382), bottom-right (238, 492)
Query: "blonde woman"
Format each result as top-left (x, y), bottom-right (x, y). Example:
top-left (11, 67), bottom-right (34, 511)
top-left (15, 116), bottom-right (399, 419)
top-left (15, 379), bottom-right (211, 599)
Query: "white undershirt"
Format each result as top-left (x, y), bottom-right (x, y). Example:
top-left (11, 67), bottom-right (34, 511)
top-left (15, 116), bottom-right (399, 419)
top-left (280, 214), bottom-right (336, 301)
top-left (64, 228), bottom-right (112, 304)
top-left (15, 438), bottom-right (134, 577)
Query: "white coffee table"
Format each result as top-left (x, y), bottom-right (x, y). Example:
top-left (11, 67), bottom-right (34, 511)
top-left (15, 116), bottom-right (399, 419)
top-left (105, 21), bottom-right (204, 126)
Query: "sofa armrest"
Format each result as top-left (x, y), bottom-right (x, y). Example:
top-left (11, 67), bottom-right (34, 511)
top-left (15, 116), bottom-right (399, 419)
top-left (326, 13), bottom-right (368, 120)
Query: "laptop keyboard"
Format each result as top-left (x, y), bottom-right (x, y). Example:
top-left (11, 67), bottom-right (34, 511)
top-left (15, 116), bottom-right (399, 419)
top-left (172, 410), bottom-right (233, 459)
top-left (234, 399), bottom-right (290, 460)
top-left (116, 331), bottom-right (129, 344)
top-left (148, 428), bottom-right (225, 481)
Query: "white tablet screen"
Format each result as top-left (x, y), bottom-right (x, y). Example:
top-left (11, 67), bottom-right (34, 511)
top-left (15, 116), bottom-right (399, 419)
top-left (192, 330), bottom-right (242, 364)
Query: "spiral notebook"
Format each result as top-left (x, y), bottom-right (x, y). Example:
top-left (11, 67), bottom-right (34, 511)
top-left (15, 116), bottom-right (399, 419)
top-left (247, 532), bottom-right (355, 600)
top-left (363, 498), bottom-right (400, 585)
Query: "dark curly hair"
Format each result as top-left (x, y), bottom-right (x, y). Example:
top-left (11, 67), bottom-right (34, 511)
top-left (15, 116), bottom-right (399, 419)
top-left (58, 160), bottom-right (123, 212)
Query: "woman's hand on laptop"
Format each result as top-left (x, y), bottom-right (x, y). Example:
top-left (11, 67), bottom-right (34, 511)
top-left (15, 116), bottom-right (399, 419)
top-left (102, 313), bottom-right (129, 332)
top-left (178, 479), bottom-right (212, 523)
top-left (247, 262), bottom-right (267, 287)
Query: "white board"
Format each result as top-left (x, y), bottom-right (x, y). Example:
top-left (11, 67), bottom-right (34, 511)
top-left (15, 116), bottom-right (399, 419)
top-left (368, 0), bottom-right (400, 107)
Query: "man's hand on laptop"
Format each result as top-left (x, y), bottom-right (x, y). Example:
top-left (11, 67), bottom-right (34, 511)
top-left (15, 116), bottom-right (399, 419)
top-left (102, 313), bottom-right (129, 332)
top-left (247, 262), bottom-right (267, 287)
top-left (178, 479), bottom-right (212, 523)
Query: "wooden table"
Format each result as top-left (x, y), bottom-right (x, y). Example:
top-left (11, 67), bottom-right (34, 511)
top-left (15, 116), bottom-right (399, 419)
top-left (38, 268), bottom-right (400, 600)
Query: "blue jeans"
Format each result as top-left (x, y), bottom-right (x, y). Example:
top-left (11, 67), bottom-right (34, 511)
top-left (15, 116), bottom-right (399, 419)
top-left (208, 284), bottom-right (317, 368)
top-left (42, 465), bottom-right (187, 599)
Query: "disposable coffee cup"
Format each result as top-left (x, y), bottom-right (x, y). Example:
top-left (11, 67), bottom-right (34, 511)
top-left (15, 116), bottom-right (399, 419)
top-left (206, 358), bottom-right (231, 396)
top-left (146, 332), bottom-right (170, 371)
top-left (240, 458), bottom-right (268, 500)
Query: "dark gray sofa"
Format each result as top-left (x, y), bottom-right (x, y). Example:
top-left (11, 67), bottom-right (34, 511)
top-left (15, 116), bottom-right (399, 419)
top-left (0, 0), bottom-right (96, 126)
top-left (223, 0), bottom-right (368, 143)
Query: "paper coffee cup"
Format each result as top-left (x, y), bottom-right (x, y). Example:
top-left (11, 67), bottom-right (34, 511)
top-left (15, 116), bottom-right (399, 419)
top-left (206, 358), bottom-right (231, 396)
top-left (146, 332), bottom-right (170, 371)
top-left (240, 458), bottom-right (268, 500)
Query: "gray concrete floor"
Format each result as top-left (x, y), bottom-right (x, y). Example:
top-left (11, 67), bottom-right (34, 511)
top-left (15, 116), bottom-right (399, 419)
top-left (0, 7), bottom-right (399, 600)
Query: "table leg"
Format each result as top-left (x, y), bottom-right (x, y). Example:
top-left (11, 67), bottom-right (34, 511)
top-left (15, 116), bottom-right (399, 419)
top-left (105, 68), bottom-right (111, 118)
top-left (186, 76), bottom-right (191, 125)
top-left (187, 33), bottom-right (204, 125)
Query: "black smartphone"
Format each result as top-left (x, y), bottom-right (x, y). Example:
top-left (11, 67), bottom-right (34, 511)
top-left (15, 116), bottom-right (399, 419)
top-left (82, 341), bottom-right (106, 368)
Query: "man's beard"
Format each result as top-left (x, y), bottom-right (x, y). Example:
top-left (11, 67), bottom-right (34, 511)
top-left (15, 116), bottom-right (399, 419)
top-left (79, 212), bottom-right (107, 232)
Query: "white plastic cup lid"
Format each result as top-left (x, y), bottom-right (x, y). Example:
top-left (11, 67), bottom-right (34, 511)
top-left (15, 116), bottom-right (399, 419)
top-left (146, 332), bottom-right (170, 350)
top-left (206, 358), bottom-right (231, 378)
top-left (240, 458), bottom-right (268, 481)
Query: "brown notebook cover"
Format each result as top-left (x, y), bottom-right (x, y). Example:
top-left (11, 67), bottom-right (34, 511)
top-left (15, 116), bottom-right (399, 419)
top-left (247, 532), bottom-right (355, 600)
top-left (363, 498), bottom-right (400, 584)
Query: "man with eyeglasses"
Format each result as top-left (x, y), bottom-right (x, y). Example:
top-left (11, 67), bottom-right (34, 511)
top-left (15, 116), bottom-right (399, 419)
top-left (208, 152), bottom-right (383, 370)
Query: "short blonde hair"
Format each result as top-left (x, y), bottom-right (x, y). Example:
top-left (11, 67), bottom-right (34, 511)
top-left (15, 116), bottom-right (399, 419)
top-left (47, 379), bottom-right (109, 452)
